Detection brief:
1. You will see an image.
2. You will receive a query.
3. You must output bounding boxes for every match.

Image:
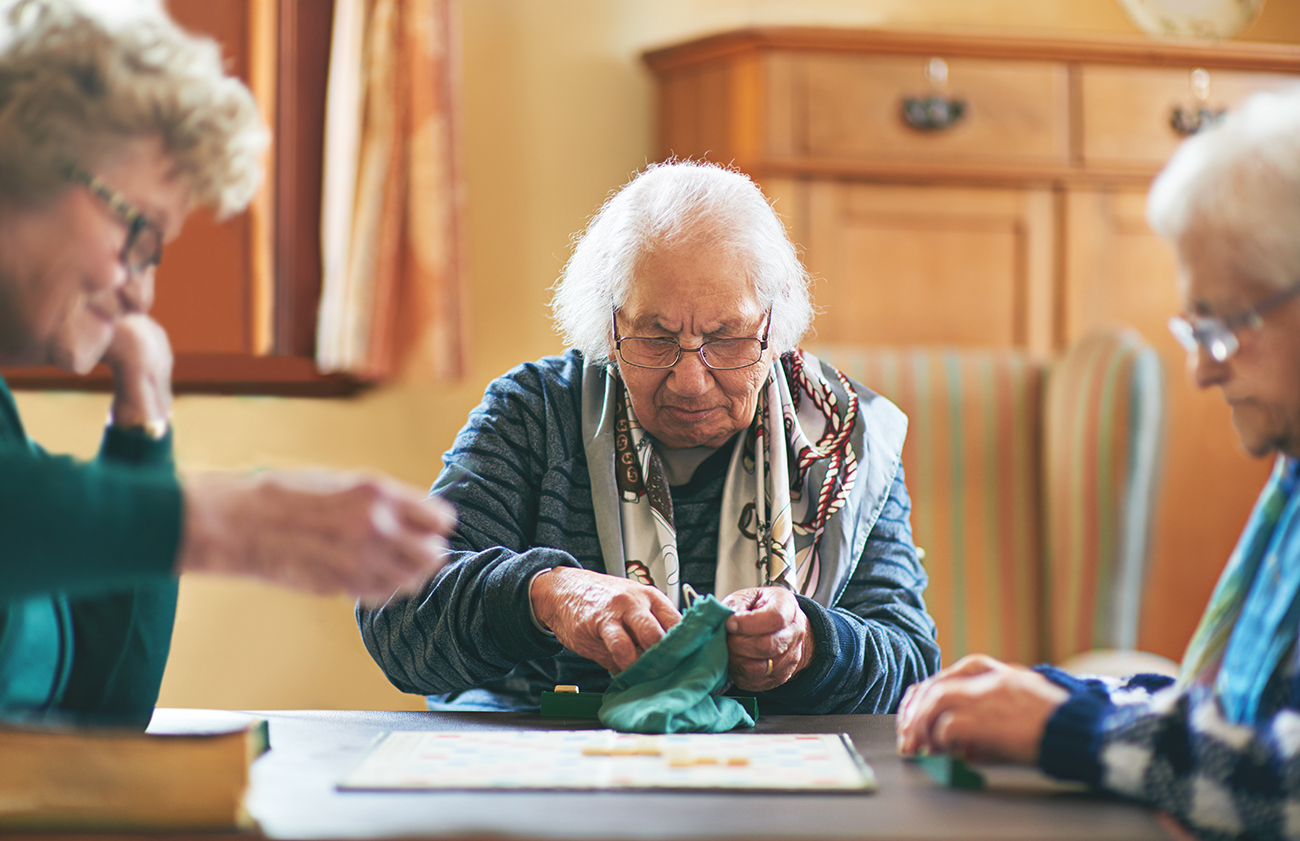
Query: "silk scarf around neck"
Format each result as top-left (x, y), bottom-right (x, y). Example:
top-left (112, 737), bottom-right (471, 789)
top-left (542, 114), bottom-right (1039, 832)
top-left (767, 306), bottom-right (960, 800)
top-left (603, 350), bottom-right (860, 608)
top-left (1177, 455), bottom-right (1300, 725)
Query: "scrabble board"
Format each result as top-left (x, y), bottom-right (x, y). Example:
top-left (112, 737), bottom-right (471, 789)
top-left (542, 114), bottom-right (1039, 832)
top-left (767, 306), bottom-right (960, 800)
top-left (339, 730), bottom-right (876, 793)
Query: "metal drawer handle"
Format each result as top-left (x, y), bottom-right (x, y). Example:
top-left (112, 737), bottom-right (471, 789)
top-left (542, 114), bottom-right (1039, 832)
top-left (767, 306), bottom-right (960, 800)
top-left (1171, 68), bottom-right (1225, 137)
top-left (901, 97), bottom-right (967, 131)
top-left (1170, 105), bottom-right (1226, 136)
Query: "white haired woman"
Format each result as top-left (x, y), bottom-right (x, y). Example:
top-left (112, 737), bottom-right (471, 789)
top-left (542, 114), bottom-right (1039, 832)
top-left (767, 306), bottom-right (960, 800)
top-left (0, 1), bottom-right (452, 727)
top-left (896, 85), bottom-right (1300, 839)
top-left (360, 161), bottom-right (940, 714)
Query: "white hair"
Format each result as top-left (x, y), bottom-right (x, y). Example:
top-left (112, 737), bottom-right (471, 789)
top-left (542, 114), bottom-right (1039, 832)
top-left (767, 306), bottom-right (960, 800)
top-left (1148, 84), bottom-right (1300, 290)
top-left (551, 160), bottom-right (814, 364)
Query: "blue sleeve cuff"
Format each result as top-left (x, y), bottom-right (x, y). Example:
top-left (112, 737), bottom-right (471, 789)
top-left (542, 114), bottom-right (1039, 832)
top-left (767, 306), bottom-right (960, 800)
top-left (1034, 664), bottom-right (1091, 691)
top-left (1037, 684), bottom-right (1114, 786)
top-left (482, 548), bottom-right (580, 662)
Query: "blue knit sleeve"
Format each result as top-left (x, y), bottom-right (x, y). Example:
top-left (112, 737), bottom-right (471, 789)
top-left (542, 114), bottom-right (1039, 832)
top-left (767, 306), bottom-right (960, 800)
top-left (1035, 668), bottom-right (1300, 839)
top-left (357, 357), bottom-right (584, 696)
top-left (758, 467), bottom-right (941, 714)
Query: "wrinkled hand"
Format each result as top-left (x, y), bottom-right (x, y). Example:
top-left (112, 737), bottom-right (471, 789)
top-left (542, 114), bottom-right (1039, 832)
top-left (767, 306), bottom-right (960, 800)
top-left (529, 567), bottom-right (681, 674)
top-left (894, 654), bottom-right (1069, 764)
top-left (178, 471), bottom-right (456, 601)
top-left (721, 586), bottom-right (814, 692)
top-left (102, 314), bottom-right (173, 428)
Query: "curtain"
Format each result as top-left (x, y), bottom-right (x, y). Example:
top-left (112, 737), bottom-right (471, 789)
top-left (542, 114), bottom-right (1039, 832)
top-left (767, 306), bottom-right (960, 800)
top-left (317, 0), bottom-right (467, 381)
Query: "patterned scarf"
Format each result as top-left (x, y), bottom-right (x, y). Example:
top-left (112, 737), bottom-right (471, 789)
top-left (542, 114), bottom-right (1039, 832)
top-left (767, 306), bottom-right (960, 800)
top-left (607, 350), bottom-right (860, 607)
top-left (1177, 455), bottom-right (1300, 724)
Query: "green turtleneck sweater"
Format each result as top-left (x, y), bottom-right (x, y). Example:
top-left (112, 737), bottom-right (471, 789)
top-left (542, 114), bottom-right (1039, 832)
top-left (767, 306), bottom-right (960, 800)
top-left (0, 377), bottom-right (182, 728)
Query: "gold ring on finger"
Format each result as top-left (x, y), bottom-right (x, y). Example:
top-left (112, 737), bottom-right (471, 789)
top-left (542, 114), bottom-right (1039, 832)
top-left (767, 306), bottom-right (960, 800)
top-left (764, 658), bottom-right (774, 677)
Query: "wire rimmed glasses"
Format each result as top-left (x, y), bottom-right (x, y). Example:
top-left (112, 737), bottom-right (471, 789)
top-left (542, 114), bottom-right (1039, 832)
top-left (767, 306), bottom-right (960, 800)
top-left (613, 304), bottom-right (772, 370)
top-left (65, 164), bottom-right (164, 277)
top-left (1168, 278), bottom-right (1300, 363)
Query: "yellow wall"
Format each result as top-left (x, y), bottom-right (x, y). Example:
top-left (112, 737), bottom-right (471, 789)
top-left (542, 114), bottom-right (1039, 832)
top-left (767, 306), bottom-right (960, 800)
top-left (14, 0), bottom-right (1300, 710)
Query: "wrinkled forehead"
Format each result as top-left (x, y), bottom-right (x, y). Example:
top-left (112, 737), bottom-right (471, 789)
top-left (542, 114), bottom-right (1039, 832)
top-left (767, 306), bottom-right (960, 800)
top-left (625, 242), bottom-right (761, 317)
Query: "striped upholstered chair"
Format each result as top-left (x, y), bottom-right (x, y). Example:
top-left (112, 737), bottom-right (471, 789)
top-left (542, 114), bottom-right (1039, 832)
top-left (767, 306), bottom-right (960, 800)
top-left (808, 327), bottom-right (1164, 666)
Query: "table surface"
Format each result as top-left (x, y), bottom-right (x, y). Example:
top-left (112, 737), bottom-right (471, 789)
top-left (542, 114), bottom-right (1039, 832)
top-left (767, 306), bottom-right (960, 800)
top-left (230, 709), bottom-right (1174, 841)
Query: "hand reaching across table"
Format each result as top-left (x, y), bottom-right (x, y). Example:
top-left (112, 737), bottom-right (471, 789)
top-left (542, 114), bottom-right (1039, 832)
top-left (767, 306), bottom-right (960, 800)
top-left (894, 654), bottom-right (1067, 764)
top-left (179, 472), bottom-right (456, 602)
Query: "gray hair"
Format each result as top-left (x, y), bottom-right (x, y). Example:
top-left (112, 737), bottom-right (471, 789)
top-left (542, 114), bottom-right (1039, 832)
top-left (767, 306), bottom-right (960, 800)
top-left (0, 0), bottom-right (267, 217)
top-left (551, 160), bottom-right (814, 364)
top-left (1148, 84), bottom-right (1300, 290)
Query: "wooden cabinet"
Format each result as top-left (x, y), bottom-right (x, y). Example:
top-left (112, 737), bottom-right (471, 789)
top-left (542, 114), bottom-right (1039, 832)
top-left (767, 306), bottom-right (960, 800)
top-left (644, 28), bottom-right (1300, 659)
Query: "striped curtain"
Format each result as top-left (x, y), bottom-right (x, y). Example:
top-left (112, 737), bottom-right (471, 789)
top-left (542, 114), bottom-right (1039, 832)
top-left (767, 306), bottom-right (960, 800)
top-left (317, 0), bottom-right (467, 381)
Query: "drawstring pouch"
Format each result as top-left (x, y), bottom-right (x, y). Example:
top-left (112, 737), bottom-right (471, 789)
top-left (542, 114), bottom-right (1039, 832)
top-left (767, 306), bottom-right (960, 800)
top-left (597, 592), bottom-right (754, 734)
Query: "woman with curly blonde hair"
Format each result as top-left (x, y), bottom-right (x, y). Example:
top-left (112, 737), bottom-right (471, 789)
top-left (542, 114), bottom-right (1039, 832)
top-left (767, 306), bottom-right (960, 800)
top-left (0, 0), bottom-right (453, 727)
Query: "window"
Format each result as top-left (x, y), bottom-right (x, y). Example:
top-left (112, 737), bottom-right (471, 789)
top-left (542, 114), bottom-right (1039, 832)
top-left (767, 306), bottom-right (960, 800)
top-left (3, 0), bottom-right (355, 395)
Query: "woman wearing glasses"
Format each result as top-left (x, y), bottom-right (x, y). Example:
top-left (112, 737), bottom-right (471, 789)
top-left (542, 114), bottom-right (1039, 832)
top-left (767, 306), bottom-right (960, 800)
top-left (0, 2), bottom-right (452, 726)
top-left (896, 87), bottom-right (1300, 838)
top-left (360, 161), bottom-right (939, 713)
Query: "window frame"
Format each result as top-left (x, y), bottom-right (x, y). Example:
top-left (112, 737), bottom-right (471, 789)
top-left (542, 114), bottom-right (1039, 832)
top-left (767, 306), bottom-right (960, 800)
top-left (2, 0), bottom-right (358, 397)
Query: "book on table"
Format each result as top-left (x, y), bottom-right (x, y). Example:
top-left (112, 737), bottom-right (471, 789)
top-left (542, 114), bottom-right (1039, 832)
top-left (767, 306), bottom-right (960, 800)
top-left (0, 708), bottom-right (267, 831)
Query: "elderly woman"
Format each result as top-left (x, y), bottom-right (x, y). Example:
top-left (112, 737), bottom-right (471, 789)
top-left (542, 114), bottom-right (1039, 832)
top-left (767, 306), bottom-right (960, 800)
top-left (360, 161), bottom-right (939, 714)
top-left (896, 86), bottom-right (1300, 839)
top-left (0, 1), bottom-right (452, 726)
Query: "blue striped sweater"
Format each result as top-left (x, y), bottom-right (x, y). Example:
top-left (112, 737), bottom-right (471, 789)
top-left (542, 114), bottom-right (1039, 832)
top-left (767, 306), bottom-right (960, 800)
top-left (358, 351), bottom-right (939, 713)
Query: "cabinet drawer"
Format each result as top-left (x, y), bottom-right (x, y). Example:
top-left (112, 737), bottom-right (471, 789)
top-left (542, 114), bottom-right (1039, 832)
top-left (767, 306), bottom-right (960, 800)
top-left (796, 54), bottom-right (1069, 167)
top-left (1079, 65), bottom-right (1299, 170)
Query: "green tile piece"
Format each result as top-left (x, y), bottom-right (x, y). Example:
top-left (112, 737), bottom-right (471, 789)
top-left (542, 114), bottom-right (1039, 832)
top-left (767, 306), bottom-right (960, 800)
top-left (539, 691), bottom-right (605, 718)
top-left (912, 754), bottom-right (986, 790)
top-left (539, 691), bottom-right (758, 721)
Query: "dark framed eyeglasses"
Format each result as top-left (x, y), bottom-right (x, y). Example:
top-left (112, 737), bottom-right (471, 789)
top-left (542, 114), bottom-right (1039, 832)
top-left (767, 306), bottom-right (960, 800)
top-left (613, 304), bottom-right (772, 370)
top-left (1168, 278), bottom-right (1300, 363)
top-left (65, 165), bottom-right (163, 276)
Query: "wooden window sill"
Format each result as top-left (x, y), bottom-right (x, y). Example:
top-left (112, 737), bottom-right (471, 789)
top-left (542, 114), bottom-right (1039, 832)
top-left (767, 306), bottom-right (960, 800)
top-left (2, 355), bottom-right (362, 397)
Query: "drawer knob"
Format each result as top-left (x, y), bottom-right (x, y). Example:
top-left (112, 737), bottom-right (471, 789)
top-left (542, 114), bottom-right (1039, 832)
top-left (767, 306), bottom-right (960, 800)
top-left (1170, 105), bottom-right (1226, 136)
top-left (1171, 67), bottom-right (1225, 137)
top-left (901, 96), bottom-right (967, 131)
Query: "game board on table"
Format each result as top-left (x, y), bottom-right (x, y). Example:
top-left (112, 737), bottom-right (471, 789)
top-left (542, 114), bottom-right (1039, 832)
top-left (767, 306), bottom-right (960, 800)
top-left (338, 730), bottom-right (876, 793)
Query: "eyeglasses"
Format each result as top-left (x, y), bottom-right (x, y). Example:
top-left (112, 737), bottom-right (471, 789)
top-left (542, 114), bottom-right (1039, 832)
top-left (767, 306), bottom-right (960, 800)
top-left (613, 304), bottom-right (772, 370)
top-left (1168, 278), bottom-right (1300, 363)
top-left (65, 165), bottom-right (163, 276)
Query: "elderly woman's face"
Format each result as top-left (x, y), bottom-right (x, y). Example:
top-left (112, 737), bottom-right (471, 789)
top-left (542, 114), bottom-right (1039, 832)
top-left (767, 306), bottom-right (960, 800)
top-left (613, 244), bottom-right (773, 450)
top-left (1178, 222), bottom-right (1300, 460)
top-left (0, 137), bottom-right (190, 373)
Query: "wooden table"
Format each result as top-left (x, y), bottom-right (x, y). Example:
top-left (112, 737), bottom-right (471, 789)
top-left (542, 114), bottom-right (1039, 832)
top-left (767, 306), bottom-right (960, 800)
top-left (232, 709), bottom-right (1173, 840)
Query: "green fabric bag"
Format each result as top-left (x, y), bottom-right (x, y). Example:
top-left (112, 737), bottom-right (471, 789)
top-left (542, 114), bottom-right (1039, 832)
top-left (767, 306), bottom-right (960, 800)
top-left (597, 593), bottom-right (755, 734)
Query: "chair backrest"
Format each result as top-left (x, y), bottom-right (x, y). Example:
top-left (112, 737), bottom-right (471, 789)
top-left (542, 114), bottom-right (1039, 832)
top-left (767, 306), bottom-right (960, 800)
top-left (806, 345), bottom-right (1047, 664)
top-left (1042, 327), bottom-right (1165, 662)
